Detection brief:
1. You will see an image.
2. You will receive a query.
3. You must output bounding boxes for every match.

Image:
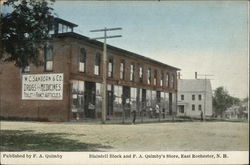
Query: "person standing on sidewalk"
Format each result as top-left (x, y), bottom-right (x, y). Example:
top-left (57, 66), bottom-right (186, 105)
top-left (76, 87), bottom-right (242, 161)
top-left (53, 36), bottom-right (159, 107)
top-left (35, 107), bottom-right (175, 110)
top-left (155, 104), bottom-right (160, 118)
top-left (200, 110), bottom-right (203, 121)
top-left (131, 100), bottom-right (137, 124)
top-left (124, 99), bottom-right (131, 119)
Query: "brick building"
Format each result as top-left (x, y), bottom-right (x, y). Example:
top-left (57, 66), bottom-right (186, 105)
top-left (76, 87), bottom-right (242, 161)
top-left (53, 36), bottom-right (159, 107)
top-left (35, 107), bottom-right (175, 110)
top-left (0, 18), bottom-right (180, 122)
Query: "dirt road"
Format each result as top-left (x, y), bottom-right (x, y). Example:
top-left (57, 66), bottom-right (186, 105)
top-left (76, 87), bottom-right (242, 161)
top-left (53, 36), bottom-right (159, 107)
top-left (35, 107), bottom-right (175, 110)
top-left (0, 121), bottom-right (248, 151)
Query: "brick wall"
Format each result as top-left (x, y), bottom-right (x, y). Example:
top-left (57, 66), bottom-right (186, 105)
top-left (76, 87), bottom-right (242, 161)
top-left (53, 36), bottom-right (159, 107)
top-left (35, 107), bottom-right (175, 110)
top-left (67, 37), bottom-right (178, 92)
top-left (0, 35), bottom-right (178, 121)
top-left (0, 39), bottom-right (71, 121)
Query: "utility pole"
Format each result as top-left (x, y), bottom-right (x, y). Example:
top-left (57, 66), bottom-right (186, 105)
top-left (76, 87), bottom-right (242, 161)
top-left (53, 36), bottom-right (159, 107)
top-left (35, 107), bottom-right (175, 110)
top-left (90, 27), bottom-right (122, 124)
top-left (197, 73), bottom-right (214, 121)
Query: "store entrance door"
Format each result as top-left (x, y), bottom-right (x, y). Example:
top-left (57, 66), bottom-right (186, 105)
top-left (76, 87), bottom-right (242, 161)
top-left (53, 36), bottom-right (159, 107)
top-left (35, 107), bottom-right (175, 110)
top-left (85, 82), bottom-right (96, 118)
top-left (107, 90), bottom-right (113, 118)
top-left (122, 86), bottom-right (131, 119)
top-left (169, 93), bottom-right (172, 115)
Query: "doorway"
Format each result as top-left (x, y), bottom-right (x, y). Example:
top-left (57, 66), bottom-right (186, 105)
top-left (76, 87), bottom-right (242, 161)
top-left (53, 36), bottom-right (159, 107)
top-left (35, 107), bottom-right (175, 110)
top-left (85, 82), bottom-right (96, 118)
top-left (169, 93), bottom-right (172, 115)
top-left (122, 86), bottom-right (130, 118)
top-left (107, 88), bottom-right (114, 117)
top-left (178, 105), bottom-right (185, 113)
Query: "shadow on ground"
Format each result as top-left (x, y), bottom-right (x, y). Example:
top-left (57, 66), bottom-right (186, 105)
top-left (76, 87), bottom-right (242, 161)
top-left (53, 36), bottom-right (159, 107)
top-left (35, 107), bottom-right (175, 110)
top-left (0, 130), bottom-right (112, 151)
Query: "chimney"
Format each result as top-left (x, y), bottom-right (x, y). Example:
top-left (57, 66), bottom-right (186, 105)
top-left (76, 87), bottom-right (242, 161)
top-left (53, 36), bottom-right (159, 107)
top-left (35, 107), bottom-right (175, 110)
top-left (195, 72), bottom-right (197, 79)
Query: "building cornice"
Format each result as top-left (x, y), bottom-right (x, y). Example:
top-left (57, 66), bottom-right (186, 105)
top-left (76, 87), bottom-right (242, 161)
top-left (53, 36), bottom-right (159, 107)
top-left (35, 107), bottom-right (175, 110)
top-left (53, 32), bottom-right (181, 71)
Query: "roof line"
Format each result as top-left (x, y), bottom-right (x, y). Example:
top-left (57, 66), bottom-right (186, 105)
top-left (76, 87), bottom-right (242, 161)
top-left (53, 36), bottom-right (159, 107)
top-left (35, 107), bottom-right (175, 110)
top-left (54, 32), bottom-right (180, 71)
top-left (54, 18), bottom-right (78, 27)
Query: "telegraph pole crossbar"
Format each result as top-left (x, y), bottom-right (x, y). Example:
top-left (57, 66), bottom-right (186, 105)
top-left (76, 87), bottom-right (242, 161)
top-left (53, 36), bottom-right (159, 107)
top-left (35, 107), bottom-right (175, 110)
top-left (91, 35), bottom-right (122, 40)
top-left (90, 27), bottom-right (122, 32)
top-left (90, 27), bottom-right (122, 124)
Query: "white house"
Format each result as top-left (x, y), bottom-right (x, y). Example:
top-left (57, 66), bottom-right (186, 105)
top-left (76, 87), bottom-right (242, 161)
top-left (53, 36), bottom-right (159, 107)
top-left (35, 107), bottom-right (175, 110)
top-left (177, 79), bottom-right (213, 118)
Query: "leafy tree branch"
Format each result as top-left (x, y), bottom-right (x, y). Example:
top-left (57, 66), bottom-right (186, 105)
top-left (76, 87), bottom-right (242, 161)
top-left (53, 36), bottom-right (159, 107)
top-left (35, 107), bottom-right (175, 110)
top-left (1, 0), bottom-right (55, 69)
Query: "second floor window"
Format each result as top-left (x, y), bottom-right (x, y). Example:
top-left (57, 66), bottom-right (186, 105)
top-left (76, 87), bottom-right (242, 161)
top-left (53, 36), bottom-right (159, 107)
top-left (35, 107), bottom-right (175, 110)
top-left (108, 58), bottom-right (114, 78)
top-left (154, 70), bottom-right (157, 86)
top-left (21, 65), bottom-right (30, 73)
top-left (181, 94), bottom-right (184, 100)
top-left (172, 74), bottom-right (175, 88)
top-left (166, 73), bottom-right (169, 87)
top-left (120, 60), bottom-right (125, 80)
top-left (199, 94), bottom-right (202, 100)
top-left (170, 74), bottom-right (174, 88)
top-left (130, 63), bottom-right (135, 81)
top-left (147, 68), bottom-right (151, 85)
top-left (79, 48), bottom-right (86, 72)
top-left (139, 66), bottom-right (143, 83)
top-left (160, 71), bottom-right (163, 86)
top-left (44, 46), bottom-right (53, 71)
top-left (94, 53), bottom-right (101, 75)
top-left (192, 94), bottom-right (195, 100)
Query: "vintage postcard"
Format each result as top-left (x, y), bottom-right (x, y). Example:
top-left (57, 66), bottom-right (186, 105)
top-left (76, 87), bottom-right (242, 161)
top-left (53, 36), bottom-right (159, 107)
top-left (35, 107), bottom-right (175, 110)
top-left (0, 0), bottom-right (249, 164)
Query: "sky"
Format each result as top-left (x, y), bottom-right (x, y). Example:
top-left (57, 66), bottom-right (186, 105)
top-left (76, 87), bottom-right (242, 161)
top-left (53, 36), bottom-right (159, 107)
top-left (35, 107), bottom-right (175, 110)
top-left (3, 1), bottom-right (249, 98)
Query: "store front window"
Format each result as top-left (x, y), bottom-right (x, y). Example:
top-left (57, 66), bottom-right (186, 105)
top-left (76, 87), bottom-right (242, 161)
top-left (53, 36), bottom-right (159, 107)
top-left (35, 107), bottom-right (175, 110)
top-left (131, 87), bottom-right (137, 105)
top-left (152, 90), bottom-right (157, 108)
top-left (95, 83), bottom-right (102, 118)
top-left (107, 84), bottom-right (113, 117)
top-left (85, 82), bottom-right (96, 119)
top-left (114, 85), bottom-right (123, 116)
top-left (71, 81), bottom-right (85, 120)
top-left (164, 92), bottom-right (169, 115)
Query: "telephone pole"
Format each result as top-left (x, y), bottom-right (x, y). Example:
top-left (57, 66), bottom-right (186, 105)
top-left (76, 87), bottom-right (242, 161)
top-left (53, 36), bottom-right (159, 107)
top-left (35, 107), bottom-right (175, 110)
top-left (197, 73), bottom-right (214, 121)
top-left (90, 27), bottom-right (122, 124)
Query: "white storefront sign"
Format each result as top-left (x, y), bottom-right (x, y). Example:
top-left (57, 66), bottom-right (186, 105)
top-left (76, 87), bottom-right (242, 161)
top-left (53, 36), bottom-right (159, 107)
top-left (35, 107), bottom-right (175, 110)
top-left (22, 73), bottom-right (64, 100)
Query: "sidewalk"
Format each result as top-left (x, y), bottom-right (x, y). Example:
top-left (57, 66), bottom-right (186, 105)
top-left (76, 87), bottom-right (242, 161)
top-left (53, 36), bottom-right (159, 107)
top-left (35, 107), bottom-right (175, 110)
top-left (69, 116), bottom-right (194, 124)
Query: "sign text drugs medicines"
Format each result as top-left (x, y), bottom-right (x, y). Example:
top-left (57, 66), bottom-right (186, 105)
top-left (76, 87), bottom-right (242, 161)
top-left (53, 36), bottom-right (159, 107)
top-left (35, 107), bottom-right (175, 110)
top-left (22, 73), bottom-right (64, 100)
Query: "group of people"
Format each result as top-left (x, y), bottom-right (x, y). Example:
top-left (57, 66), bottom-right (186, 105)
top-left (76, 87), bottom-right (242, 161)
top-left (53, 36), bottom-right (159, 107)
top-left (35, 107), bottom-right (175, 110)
top-left (148, 104), bottom-right (161, 118)
top-left (123, 99), bottom-right (162, 124)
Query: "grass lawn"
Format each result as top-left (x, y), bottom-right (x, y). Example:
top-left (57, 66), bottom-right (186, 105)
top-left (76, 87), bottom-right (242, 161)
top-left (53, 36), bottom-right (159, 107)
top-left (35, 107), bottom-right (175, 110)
top-left (0, 121), bottom-right (248, 151)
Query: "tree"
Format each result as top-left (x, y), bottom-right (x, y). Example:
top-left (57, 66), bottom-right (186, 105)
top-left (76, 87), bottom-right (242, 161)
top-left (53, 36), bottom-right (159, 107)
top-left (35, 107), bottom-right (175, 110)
top-left (213, 87), bottom-right (238, 116)
top-left (213, 87), bottom-right (240, 117)
top-left (1, 0), bottom-right (55, 69)
top-left (242, 97), bottom-right (249, 103)
top-left (238, 97), bottom-right (248, 119)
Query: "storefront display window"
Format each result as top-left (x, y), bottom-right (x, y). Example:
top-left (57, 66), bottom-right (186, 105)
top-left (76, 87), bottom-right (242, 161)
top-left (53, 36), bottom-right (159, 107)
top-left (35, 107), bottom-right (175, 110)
top-left (152, 90), bottom-right (157, 107)
top-left (114, 85), bottom-right (123, 114)
top-left (95, 83), bottom-right (102, 114)
top-left (71, 81), bottom-right (85, 120)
